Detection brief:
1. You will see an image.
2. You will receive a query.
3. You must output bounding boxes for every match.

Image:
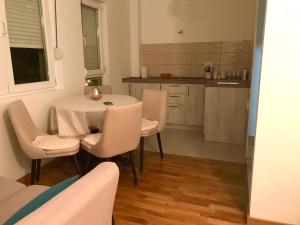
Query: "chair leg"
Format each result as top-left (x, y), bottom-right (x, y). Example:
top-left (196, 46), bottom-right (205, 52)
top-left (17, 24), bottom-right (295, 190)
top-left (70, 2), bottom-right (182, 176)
top-left (112, 215), bottom-right (115, 225)
top-left (31, 160), bottom-right (37, 185)
top-left (71, 155), bottom-right (82, 176)
top-left (139, 137), bottom-right (144, 172)
top-left (156, 132), bottom-right (164, 158)
top-left (36, 159), bottom-right (41, 182)
top-left (84, 153), bottom-right (92, 175)
top-left (128, 151), bottom-right (138, 186)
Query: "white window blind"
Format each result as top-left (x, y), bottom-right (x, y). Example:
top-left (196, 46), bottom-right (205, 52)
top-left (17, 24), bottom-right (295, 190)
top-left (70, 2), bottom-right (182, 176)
top-left (81, 5), bottom-right (100, 70)
top-left (5, 0), bottom-right (44, 49)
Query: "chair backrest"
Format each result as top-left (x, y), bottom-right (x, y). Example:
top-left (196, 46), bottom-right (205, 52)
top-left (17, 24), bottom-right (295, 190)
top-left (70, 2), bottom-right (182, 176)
top-left (142, 89), bottom-right (167, 132)
top-left (7, 100), bottom-right (44, 159)
top-left (93, 102), bottom-right (142, 158)
top-left (16, 162), bottom-right (120, 225)
top-left (84, 85), bottom-right (112, 95)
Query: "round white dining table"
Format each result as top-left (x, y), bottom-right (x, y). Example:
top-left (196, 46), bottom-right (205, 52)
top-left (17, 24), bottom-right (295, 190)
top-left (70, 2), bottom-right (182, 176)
top-left (50, 94), bottom-right (137, 137)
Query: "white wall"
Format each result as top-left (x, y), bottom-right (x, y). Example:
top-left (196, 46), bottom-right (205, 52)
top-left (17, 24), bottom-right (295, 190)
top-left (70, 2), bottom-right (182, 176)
top-left (140, 0), bottom-right (256, 44)
top-left (0, 0), bottom-right (85, 179)
top-left (106, 0), bottom-right (132, 93)
top-left (250, 1), bottom-right (300, 224)
top-left (129, 0), bottom-right (141, 77)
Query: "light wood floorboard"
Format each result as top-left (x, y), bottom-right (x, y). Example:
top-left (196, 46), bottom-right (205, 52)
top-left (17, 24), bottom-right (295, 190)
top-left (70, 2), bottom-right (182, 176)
top-left (19, 152), bottom-right (248, 225)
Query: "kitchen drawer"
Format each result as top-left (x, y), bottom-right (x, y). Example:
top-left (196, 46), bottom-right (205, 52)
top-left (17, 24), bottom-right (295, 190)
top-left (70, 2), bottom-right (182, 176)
top-left (167, 104), bottom-right (186, 125)
top-left (161, 84), bottom-right (187, 94)
top-left (168, 94), bottom-right (186, 105)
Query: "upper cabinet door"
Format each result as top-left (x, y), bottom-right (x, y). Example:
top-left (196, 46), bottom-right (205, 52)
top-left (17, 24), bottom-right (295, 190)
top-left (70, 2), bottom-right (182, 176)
top-left (186, 84), bottom-right (204, 126)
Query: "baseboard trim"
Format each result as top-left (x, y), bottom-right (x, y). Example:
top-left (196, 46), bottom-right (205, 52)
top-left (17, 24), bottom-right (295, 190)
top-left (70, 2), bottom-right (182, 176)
top-left (247, 216), bottom-right (292, 225)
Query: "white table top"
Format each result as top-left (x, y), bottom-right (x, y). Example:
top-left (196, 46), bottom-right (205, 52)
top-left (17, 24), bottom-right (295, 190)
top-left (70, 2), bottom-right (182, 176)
top-left (52, 94), bottom-right (138, 112)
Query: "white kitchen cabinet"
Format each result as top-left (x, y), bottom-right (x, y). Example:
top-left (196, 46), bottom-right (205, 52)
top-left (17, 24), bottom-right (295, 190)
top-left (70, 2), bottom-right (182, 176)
top-left (161, 84), bottom-right (187, 94)
top-left (186, 84), bottom-right (204, 126)
top-left (142, 83), bottom-right (161, 91)
top-left (168, 94), bottom-right (186, 105)
top-left (161, 84), bottom-right (187, 125)
top-left (124, 81), bottom-right (248, 132)
top-left (127, 83), bottom-right (161, 101)
top-left (129, 83), bottom-right (143, 100)
top-left (167, 104), bottom-right (186, 125)
top-left (204, 87), bottom-right (248, 144)
top-left (122, 83), bottom-right (130, 95)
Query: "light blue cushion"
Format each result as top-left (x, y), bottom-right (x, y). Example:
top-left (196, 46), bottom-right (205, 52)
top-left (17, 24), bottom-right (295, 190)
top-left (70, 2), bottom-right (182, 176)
top-left (3, 175), bottom-right (79, 225)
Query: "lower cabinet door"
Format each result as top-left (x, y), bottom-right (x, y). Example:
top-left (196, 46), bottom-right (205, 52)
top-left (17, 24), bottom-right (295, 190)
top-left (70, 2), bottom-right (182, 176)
top-left (142, 83), bottom-right (161, 90)
top-left (129, 83), bottom-right (143, 100)
top-left (123, 83), bottom-right (130, 95)
top-left (204, 87), bottom-right (248, 144)
top-left (129, 83), bottom-right (161, 101)
top-left (186, 84), bottom-right (204, 126)
top-left (167, 104), bottom-right (186, 125)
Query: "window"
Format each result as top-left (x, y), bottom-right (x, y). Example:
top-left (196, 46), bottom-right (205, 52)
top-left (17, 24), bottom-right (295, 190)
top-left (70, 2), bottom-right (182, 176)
top-left (0, 0), bottom-right (55, 94)
top-left (81, 2), bottom-right (104, 77)
top-left (85, 77), bottom-right (102, 87)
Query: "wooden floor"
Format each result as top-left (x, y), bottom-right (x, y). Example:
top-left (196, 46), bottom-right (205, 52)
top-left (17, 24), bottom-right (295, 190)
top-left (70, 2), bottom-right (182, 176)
top-left (19, 152), bottom-right (248, 225)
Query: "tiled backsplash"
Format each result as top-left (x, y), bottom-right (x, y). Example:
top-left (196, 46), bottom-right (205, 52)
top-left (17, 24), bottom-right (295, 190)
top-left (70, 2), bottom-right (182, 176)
top-left (141, 41), bottom-right (253, 77)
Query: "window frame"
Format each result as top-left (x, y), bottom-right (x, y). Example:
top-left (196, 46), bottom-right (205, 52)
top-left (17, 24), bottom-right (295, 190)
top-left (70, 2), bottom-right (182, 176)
top-left (81, 0), bottom-right (106, 77)
top-left (0, 0), bottom-right (56, 95)
top-left (0, 0), bottom-right (8, 95)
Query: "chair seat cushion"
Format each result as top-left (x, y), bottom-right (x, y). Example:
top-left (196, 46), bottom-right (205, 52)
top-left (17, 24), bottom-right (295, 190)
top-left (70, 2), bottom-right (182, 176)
top-left (81, 133), bottom-right (102, 152)
top-left (0, 177), bottom-right (25, 204)
top-left (141, 119), bottom-right (158, 137)
top-left (33, 135), bottom-right (79, 151)
top-left (83, 133), bottom-right (102, 146)
top-left (0, 185), bottom-right (49, 224)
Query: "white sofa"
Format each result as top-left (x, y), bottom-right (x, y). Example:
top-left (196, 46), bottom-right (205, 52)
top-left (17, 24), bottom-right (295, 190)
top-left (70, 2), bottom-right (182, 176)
top-left (0, 162), bottom-right (119, 225)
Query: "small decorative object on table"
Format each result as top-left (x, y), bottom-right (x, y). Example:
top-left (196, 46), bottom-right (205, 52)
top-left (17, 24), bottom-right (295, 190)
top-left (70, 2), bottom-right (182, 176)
top-left (90, 87), bottom-right (102, 100)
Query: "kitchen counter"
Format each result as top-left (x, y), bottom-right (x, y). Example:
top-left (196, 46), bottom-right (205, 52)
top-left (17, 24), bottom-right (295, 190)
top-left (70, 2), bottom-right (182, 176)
top-left (122, 77), bottom-right (250, 88)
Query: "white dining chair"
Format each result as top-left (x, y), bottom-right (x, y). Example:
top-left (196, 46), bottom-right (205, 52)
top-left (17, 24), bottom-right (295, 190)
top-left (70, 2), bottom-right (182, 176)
top-left (80, 102), bottom-right (142, 185)
top-left (140, 89), bottom-right (167, 172)
top-left (7, 100), bottom-right (81, 184)
top-left (14, 163), bottom-right (119, 225)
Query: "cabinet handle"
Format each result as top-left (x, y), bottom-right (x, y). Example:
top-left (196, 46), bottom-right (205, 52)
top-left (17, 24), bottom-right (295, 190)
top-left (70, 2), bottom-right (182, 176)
top-left (188, 86), bottom-right (190, 96)
top-left (169, 95), bottom-right (179, 98)
top-left (169, 105), bottom-right (179, 108)
top-left (170, 85), bottom-right (180, 87)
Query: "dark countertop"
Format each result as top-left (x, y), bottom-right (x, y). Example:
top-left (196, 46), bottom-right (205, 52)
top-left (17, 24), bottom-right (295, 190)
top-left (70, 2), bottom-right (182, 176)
top-left (122, 77), bottom-right (250, 88)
